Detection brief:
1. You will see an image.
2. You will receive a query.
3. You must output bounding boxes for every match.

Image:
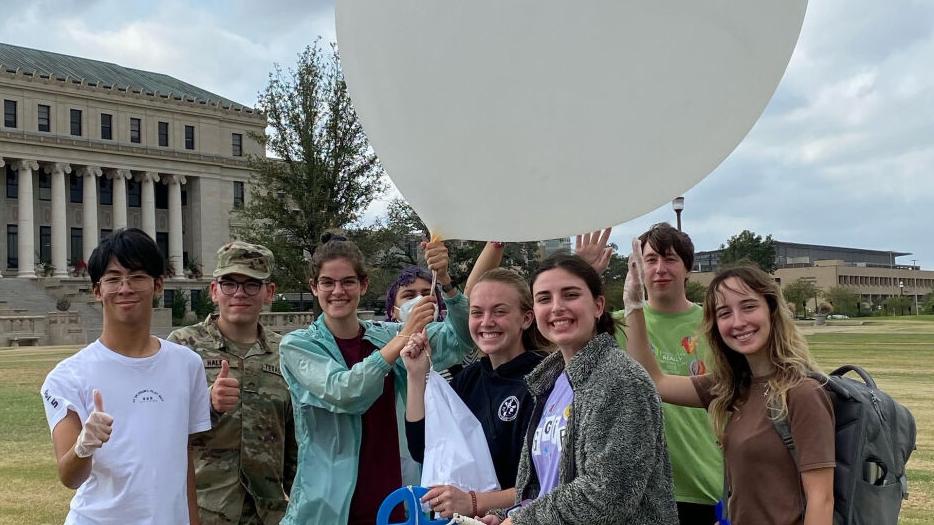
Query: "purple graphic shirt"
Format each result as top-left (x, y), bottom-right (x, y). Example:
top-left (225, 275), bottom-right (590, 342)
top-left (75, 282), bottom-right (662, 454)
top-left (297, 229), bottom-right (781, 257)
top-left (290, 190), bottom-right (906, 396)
top-left (531, 372), bottom-right (573, 498)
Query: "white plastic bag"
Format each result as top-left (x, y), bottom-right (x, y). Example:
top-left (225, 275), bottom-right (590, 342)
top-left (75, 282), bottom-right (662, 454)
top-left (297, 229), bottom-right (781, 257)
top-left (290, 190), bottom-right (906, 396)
top-left (421, 370), bottom-right (500, 492)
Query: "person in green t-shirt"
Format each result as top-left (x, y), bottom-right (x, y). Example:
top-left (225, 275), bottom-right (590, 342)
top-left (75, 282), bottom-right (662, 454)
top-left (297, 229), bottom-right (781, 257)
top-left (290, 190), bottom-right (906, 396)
top-left (617, 223), bottom-right (723, 525)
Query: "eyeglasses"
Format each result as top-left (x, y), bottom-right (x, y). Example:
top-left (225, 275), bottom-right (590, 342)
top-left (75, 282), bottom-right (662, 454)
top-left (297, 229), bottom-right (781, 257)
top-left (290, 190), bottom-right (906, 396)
top-left (217, 279), bottom-right (265, 296)
top-left (315, 276), bottom-right (361, 291)
top-left (98, 273), bottom-right (154, 293)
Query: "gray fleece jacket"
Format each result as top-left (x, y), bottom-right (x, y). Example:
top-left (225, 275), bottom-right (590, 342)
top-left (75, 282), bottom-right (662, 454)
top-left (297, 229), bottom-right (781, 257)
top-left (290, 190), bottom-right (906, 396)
top-left (504, 332), bottom-right (677, 524)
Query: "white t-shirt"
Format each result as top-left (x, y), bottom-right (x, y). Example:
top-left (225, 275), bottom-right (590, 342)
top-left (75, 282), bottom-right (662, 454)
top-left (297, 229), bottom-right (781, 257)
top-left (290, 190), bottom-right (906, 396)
top-left (41, 338), bottom-right (211, 525)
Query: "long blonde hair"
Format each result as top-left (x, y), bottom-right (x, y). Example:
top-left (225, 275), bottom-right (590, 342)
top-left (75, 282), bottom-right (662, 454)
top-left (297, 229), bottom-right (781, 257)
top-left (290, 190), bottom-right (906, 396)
top-left (701, 265), bottom-right (820, 441)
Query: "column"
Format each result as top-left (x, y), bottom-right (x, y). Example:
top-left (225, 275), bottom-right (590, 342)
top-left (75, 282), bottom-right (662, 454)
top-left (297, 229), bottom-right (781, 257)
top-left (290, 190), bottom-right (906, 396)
top-left (140, 171), bottom-right (159, 240)
top-left (165, 175), bottom-right (186, 279)
top-left (0, 157), bottom-right (3, 279)
top-left (14, 159), bottom-right (38, 278)
top-left (110, 169), bottom-right (131, 230)
top-left (45, 163), bottom-right (71, 277)
top-left (79, 166), bottom-right (102, 263)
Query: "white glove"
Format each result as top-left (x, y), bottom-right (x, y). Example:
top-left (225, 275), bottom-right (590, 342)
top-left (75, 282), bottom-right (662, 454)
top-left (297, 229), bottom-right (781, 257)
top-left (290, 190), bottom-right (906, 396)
top-left (624, 237), bottom-right (647, 318)
top-left (74, 389), bottom-right (113, 458)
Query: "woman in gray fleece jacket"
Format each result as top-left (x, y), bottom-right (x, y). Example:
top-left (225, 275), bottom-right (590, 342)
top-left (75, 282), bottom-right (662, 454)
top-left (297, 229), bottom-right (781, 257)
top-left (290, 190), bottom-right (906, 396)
top-left (482, 254), bottom-right (677, 525)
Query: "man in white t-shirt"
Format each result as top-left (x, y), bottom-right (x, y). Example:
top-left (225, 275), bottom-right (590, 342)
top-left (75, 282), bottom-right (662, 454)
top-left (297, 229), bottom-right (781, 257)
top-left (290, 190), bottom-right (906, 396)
top-left (41, 228), bottom-right (211, 525)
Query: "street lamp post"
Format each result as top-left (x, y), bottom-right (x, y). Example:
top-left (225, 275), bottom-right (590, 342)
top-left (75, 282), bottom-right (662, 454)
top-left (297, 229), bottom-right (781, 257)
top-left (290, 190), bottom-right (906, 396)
top-left (899, 280), bottom-right (904, 316)
top-left (672, 196), bottom-right (685, 231)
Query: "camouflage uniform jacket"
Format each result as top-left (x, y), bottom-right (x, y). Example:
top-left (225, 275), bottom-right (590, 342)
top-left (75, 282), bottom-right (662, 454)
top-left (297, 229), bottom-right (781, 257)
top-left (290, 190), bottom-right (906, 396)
top-left (169, 314), bottom-right (297, 525)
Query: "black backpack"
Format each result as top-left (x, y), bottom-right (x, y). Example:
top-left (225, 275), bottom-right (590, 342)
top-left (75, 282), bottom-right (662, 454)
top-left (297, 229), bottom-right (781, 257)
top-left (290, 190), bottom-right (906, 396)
top-left (771, 365), bottom-right (917, 525)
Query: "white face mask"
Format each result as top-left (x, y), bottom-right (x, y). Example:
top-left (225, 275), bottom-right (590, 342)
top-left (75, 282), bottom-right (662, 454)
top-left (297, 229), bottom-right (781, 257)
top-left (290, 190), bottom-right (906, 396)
top-left (396, 295), bottom-right (438, 324)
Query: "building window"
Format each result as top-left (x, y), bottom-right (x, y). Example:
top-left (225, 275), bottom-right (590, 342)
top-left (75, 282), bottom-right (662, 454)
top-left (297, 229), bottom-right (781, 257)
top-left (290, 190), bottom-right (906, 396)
top-left (99, 177), bottom-right (113, 205)
top-left (40, 226), bottom-right (52, 264)
top-left (101, 113), bottom-right (113, 140)
top-left (70, 109), bottom-right (82, 136)
top-left (70, 228), bottom-right (83, 264)
top-left (38, 172), bottom-right (52, 201)
top-left (130, 118), bottom-right (141, 143)
top-left (233, 181), bottom-right (245, 209)
top-left (232, 133), bottom-right (243, 156)
top-left (70, 174), bottom-right (83, 203)
top-left (127, 179), bottom-right (141, 207)
top-left (5, 166), bottom-right (16, 198)
top-left (3, 100), bottom-right (16, 128)
top-left (38, 104), bottom-right (51, 132)
top-left (155, 182), bottom-right (168, 209)
top-left (100, 229), bottom-right (112, 241)
top-left (158, 121), bottom-right (169, 147)
top-left (7, 225), bottom-right (17, 268)
top-left (184, 125), bottom-right (195, 150)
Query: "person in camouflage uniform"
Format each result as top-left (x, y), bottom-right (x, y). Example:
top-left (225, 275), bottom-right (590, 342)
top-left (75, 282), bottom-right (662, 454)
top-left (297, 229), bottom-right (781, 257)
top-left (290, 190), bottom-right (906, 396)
top-left (168, 241), bottom-right (297, 525)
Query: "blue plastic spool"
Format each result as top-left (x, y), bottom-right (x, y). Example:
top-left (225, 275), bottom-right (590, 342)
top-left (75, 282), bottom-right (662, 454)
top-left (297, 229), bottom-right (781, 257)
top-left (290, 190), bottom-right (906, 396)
top-left (376, 485), bottom-right (450, 525)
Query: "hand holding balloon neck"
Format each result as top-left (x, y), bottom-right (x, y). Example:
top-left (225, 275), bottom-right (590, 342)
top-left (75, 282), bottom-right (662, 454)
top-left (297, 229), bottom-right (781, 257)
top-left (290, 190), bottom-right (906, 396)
top-left (424, 234), bottom-right (453, 300)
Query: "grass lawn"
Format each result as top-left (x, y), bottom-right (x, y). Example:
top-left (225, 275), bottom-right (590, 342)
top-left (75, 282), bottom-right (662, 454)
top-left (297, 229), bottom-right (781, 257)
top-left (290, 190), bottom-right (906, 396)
top-left (1, 321), bottom-right (932, 524)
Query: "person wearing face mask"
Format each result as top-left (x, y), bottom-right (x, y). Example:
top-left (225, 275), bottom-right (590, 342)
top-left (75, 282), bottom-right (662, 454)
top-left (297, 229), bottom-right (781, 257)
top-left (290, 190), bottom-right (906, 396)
top-left (385, 266), bottom-right (448, 323)
top-left (402, 266), bottom-right (546, 519)
top-left (279, 232), bottom-right (497, 525)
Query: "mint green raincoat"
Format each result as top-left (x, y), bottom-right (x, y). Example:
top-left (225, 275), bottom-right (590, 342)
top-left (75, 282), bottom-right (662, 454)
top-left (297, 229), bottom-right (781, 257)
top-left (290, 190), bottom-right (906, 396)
top-left (279, 292), bottom-right (473, 524)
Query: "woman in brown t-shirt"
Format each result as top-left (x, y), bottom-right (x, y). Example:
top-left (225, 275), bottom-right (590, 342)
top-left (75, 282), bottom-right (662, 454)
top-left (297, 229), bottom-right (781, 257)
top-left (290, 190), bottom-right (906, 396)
top-left (624, 256), bottom-right (835, 525)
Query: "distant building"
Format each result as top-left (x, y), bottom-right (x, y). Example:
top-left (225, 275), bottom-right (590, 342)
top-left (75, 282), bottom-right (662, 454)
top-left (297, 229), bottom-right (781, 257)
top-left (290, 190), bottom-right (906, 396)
top-left (691, 241), bottom-right (933, 314)
top-left (541, 237), bottom-right (572, 257)
top-left (1, 42), bottom-right (265, 281)
top-left (0, 42), bottom-right (267, 344)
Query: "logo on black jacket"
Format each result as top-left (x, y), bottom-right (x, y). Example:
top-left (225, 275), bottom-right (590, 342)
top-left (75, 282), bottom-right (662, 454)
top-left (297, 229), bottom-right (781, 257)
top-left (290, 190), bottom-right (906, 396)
top-left (498, 396), bottom-right (520, 422)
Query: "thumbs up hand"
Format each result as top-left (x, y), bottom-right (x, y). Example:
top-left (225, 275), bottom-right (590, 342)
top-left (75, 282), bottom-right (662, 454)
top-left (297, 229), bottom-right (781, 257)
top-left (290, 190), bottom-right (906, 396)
top-left (74, 389), bottom-right (114, 458)
top-left (211, 360), bottom-right (240, 413)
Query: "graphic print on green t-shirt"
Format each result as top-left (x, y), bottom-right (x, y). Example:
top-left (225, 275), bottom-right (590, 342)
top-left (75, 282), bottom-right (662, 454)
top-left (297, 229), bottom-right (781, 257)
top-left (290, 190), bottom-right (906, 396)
top-left (615, 304), bottom-right (723, 504)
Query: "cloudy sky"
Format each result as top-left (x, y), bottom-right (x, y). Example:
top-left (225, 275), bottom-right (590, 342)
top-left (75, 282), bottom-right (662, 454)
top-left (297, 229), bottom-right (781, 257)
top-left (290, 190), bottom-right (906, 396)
top-left (3, 1), bottom-right (932, 266)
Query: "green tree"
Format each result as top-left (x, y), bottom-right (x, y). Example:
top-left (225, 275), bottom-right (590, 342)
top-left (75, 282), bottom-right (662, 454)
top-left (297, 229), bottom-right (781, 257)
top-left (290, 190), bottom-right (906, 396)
top-left (719, 230), bottom-right (777, 273)
top-left (882, 295), bottom-right (912, 316)
top-left (823, 286), bottom-right (859, 316)
top-left (686, 280), bottom-right (707, 304)
top-left (234, 41), bottom-right (386, 293)
top-left (923, 293), bottom-right (934, 314)
top-left (783, 278), bottom-right (820, 318)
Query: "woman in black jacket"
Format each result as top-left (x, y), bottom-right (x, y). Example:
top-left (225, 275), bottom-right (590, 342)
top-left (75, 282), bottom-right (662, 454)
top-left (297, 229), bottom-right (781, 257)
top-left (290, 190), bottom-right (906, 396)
top-left (403, 267), bottom-right (545, 518)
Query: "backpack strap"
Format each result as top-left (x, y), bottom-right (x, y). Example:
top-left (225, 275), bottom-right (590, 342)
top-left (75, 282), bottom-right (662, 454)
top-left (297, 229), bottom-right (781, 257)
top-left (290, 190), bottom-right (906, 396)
top-left (768, 395), bottom-right (808, 520)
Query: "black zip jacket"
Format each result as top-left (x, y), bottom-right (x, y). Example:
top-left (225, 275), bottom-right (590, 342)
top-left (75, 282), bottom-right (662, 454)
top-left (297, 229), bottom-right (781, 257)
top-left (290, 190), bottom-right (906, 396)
top-left (406, 351), bottom-right (545, 489)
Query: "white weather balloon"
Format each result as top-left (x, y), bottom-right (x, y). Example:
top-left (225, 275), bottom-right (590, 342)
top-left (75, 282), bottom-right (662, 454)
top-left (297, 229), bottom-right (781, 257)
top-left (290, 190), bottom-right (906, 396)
top-left (336, 1), bottom-right (807, 241)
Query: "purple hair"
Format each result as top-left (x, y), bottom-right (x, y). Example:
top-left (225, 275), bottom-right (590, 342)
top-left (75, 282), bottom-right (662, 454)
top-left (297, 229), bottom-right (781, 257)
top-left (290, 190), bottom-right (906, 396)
top-left (384, 266), bottom-right (448, 321)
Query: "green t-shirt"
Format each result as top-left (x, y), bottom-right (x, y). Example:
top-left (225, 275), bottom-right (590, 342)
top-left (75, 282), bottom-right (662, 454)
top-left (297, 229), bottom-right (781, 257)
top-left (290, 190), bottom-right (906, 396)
top-left (615, 304), bottom-right (723, 505)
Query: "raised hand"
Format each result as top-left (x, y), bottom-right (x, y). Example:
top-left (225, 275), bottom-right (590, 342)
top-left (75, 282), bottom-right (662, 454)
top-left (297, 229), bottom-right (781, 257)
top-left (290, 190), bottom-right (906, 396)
top-left (575, 228), bottom-right (613, 274)
top-left (211, 360), bottom-right (240, 413)
top-left (423, 239), bottom-right (452, 287)
top-left (624, 237), bottom-right (646, 317)
top-left (74, 389), bottom-right (114, 458)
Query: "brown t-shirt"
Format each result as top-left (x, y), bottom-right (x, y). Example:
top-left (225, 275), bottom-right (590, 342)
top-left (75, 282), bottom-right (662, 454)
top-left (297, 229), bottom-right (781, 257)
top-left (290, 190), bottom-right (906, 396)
top-left (335, 332), bottom-right (404, 525)
top-left (692, 374), bottom-right (835, 525)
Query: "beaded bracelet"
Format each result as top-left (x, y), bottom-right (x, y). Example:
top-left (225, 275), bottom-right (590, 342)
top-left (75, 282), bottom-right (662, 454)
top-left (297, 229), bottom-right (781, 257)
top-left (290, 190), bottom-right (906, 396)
top-left (469, 490), bottom-right (478, 517)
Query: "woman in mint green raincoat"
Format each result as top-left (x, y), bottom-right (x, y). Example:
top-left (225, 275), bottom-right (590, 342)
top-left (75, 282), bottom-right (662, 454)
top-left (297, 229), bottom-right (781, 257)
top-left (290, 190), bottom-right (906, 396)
top-left (279, 233), bottom-right (476, 525)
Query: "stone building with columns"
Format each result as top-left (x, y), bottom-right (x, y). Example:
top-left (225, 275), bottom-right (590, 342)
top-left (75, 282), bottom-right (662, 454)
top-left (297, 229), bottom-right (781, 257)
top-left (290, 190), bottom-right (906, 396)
top-left (1, 42), bottom-right (265, 284)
